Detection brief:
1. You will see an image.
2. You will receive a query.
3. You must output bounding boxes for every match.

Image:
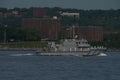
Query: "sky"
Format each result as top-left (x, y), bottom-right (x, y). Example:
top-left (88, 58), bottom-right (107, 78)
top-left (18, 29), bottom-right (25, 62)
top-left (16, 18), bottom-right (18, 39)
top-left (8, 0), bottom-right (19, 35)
top-left (0, 0), bottom-right (120, 10)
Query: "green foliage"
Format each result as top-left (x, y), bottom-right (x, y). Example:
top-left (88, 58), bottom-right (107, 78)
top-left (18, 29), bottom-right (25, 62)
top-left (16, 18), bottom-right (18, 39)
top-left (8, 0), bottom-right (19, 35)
top-left (1, 7), bottom-right (120, 29)
top-left (6, 26), bottom-right (24, 41)
top-left (0, 7), bottom-right (120, 49)
top-left (23, 28), bottom-right (41, 41)
top-left (46, 7), bottom-right (61, 17)
top-left (0, 26), bottom-right (25, 42)
top-left (61, 16), bottom-right (79, 26)
top-left (0, 41), bottom-right (47, 48)
top-left (104, 32), bottom-right (120, 49)
top-left (0, 26), bottom-right (41, 42)
top-left (2, 17), bottom-right (22, 27)
top-left (0, 8), bottom-right (7, 13)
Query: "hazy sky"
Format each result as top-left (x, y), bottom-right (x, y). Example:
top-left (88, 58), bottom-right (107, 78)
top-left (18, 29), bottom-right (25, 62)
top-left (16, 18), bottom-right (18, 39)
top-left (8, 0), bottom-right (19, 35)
top-left (0, 0), bottom-right (120, 9)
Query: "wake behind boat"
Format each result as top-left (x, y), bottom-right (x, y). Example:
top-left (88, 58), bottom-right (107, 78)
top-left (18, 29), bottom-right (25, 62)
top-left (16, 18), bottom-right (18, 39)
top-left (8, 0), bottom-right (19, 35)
top-left (36, 39), bottom-right (106, 57)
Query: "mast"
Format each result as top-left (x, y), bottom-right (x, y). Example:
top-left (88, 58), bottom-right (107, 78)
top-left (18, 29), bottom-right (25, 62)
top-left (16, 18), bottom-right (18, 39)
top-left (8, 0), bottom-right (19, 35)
top-left (72, 25), bottom-right (75, 39)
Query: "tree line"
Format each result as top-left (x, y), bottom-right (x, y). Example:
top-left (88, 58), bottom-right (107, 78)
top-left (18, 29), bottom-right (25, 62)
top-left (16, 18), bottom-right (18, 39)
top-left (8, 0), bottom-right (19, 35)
top-left (0, 7), bottom-right (120, 29)
top-left (0, 7), bottom-right (120, 48)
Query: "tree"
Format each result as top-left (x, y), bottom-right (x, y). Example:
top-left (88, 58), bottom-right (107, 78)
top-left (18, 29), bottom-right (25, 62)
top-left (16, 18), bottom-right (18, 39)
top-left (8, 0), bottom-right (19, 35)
top-left (23, 28), bottom-right (41, 41)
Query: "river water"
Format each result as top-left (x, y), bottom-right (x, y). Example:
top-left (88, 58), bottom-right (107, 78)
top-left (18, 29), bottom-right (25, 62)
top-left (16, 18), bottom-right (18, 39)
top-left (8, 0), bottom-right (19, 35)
top-left (0, 51), bottom-right (120, 80)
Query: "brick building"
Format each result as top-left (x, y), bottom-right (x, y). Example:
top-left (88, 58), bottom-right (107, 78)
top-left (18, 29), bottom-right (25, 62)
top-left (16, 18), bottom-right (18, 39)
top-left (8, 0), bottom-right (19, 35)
top-left (22, 18), bottom-right (61, 40)
top-left (60, 26), bottom-right (104, 42)
top-left (0, 12), bottom-right (4, 18)
top-left (60, 26), bottom-right (71, 39)
top-left (76, 26), bottom-right (104, 42)
top-left (32, 8), bottom-right (47, 17)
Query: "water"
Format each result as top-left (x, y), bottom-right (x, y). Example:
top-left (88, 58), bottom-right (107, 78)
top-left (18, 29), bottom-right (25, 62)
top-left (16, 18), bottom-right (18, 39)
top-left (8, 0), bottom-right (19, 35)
top-left (0, 51), bottom-right (120, 80)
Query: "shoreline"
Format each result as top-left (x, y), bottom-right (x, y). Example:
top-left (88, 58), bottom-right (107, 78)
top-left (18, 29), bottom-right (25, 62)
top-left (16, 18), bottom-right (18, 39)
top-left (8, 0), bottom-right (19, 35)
top-left (106, 48), bottom-right (120, 52)
top-left (0, 48), bottom-right (120, 52)
top-left (0, 48), bottom-right (41, 51)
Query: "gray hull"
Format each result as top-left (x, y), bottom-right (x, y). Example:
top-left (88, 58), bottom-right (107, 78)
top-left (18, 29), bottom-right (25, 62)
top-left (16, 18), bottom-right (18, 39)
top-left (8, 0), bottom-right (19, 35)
top-left (36, 50), bottom-right (105, 57)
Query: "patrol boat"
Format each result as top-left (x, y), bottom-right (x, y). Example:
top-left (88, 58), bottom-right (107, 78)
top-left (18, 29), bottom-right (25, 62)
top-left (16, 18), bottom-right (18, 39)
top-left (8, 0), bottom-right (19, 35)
top-left (36, 39), bottom-right (106, 57)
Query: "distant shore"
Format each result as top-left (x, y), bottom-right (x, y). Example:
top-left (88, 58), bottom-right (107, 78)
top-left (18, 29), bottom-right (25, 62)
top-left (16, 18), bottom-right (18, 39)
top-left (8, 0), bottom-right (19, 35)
top-left (0, 48), bottom-right (41, 51)
top-left (0, 48), bottom-right (120, 52)
top-left (107, 49), bottom-right (120, 52)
